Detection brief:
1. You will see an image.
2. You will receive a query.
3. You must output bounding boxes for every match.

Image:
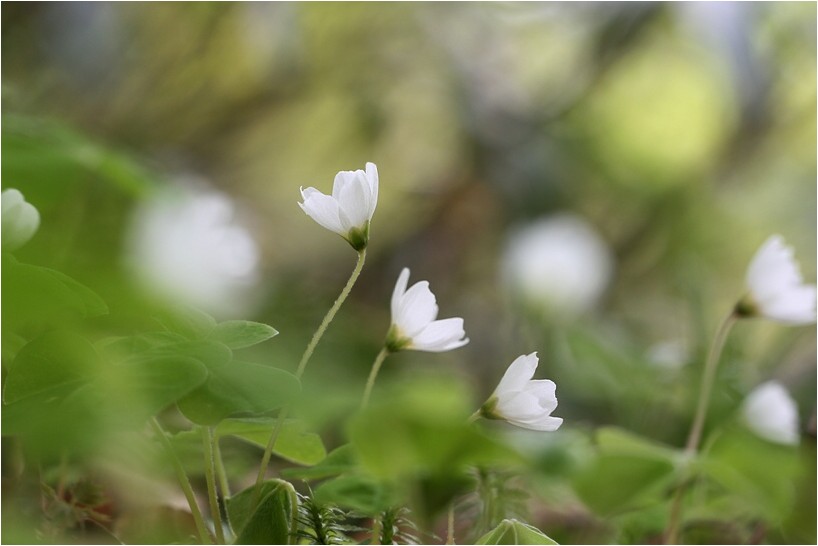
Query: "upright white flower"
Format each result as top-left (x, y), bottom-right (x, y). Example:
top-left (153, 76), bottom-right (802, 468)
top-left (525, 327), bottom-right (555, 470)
top-left (738, 235), bottom-right (816, 325)
top-left (741, 381), bottom-right (799, 445)
top-left (480, 352), bottom-right (563, 431)
top-left (386, 268), bottom-right (469, 352)
top-left (501, 214), bottom-right (613, 319)
top-left (299, 162), bottom-right (378, 251)
top-left (2, 188), bottom-right (40, 251)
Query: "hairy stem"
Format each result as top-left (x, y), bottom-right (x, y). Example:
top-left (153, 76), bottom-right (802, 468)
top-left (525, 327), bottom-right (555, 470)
top-left (202, 427), bottom-right (226, 544)
top-left (665, 311), bottom-right (737, 544)
top-left (446, 503), bottom-right (456, 545)
top-left (255, 249), bottom-right (367, 499)
top-left (150, 419), bottom-right (211, 545)
top-left (360, 347), bottom-right (391, 409)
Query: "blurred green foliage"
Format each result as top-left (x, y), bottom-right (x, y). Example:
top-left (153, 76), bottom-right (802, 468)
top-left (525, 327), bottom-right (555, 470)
top-left (2, 2), bottom-right (815, 544)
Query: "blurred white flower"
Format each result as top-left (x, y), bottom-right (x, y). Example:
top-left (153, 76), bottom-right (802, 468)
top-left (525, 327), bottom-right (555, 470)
top-left (481, 352), bottom-right (562, 431)
top-left (646, 340), bottom-right (690, 371)
top-left (126, 186), bottom-right (259, 316)
top-left (2, 188), bottom-right (41, 251)
top-left (501, 214), bottom-right (614, 319)
top-left (386, 267), bottom-right (469, 353)
top-left (739, 235), bottom-right (816, 325)
top-left (741, 381), bottom-right (799, 446)
top-left (299, 162), bottom-right (378, 251)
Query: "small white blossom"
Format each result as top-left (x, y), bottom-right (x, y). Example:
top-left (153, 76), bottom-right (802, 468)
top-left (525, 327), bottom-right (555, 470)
top-left (2, 189), bottom-right (40, 251)
top-left (741, 381), bottom-right (799, 445)
top-left (386, 267), bottom-right (468, 353)
top-left (299, 162), bottom-right (378, 250)
top-left (739, 235), bottom-right (816, 325)
top-left (481, 352), bottom-right (563, 431)
top-left (501, 214), bottom-right (613, 319)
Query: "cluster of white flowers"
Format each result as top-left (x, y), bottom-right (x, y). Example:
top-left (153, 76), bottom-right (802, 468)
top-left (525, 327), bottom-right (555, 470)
top-left (299, 163), bottom-right (563, 430)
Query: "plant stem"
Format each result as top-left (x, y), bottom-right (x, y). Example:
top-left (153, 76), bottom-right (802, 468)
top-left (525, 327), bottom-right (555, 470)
top-left (467, 410), bottom-right (481, 423)
top-left (213, 437), bottom-right (230, 498)
top-left (202, 427), bottom-right (226, 544)
top-left (360, 347), bottom-right (391, 409)
top-left (254, 249), bottom-right (367, 497)
top-left (446, 504), bottom-right (456, 545)
top-left (150, 418), bottom-right (211, 545)
top-left (371, 515), bottom-right (382, 545)
top-left (664, 311), bottom-right (737, 544)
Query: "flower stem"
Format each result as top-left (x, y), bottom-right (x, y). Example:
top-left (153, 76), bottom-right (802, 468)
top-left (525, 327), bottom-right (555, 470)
top-left (254, 249), bottom-right (367, 498)
top-left (149, 418), bottom-right (211, 545)
top-left (360, 347), bottom-right (391, 409)
top-left (446, 503), bottom-right (456, 545)
top-left (213, 437), bottom-right (230, 498)
top-left (202, 427), bottom-right (226, 544)
top-left (467, 410), bottom-right (481, 423)
top-left (664, 311), bottom-right (737, 544)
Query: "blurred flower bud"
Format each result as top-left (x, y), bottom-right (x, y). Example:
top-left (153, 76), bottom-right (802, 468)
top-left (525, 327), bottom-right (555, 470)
top-left (126, 185), bottom-right (259, 316)
top-left (501, 214), bottom-right (613, 319)
top-left (741, 381), bottom-right (799, 446)
top-left (2, 188), bottom-right (40, 251)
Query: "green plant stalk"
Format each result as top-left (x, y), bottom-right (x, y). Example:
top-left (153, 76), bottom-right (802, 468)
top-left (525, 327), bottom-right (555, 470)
top-left (213, 438), bottom-right (230, 498)
top-left (665, 311), bottom-right (737, 544)
top-left (371, 515), bottom-right (383, 545)
top-left (150, 419), bottom-right (211, 545)
top-left (255, 249), bottom-right (367, 497)
top-left (446, 504), bottom-right (456, 545)
top-left (360, 347), bottom-right (391, 409)
top-left (202, 427), bottom-right (226, 544)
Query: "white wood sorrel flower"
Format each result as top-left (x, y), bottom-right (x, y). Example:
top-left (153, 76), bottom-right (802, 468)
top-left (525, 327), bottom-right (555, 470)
top-left (2, 188), bottom-right (40, 251)
top-left (737, 235), bottom-right (816, 325)
top-left (480, 352), bottom-right (563, 431)
top-left (299, 162), bottom-right (378, 251)
top-left (385, 267), bottom-right (469, 352)
top-left (741, 381), bottom-right (799, 445)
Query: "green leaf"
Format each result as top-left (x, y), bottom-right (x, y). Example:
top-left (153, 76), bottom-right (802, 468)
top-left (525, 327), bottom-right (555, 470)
top-left (314, 474), bottom-right (398, 515)
top-left (217, 417), bottom-right (326, 465)
top-left (2, 257), bottom-right (108, 330)
top-left (157, 308), bottom-right (217, 339)
top-left (282, 444), bottom-right (357, 481)
top-left (213, 321), bottom-right (279, 349)
top-left (477, 519), bottom-right (559, 545)
top-left (3, 331), bottom-right (100, 404)
top-left (227, 480), bottom-right (298, 545)
top-left (178, 360), bottom-right (301, 425)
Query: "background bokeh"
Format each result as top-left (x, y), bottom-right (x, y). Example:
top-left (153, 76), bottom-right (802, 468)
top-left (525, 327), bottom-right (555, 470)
top-left (3, 2), bottom-right (816, 544)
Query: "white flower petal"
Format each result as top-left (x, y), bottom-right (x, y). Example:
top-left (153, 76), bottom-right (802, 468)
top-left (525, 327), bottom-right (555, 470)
top-left (391, 268), bottom-right (411, 321)
top-left (509, 415), bottom-right (563, 432)
top-left (757, 284), bottom-right (817, 325)
top-left (365, 162), bottom-right (379, 218)
top-left (741, 381), bottom-right (799, 445)
top-left (2, 189), bottom-right (40, 250)
top-left (410, 318), bottom-right (468, 352)
top-left (522, 379), bottom-right (558, 413)
top-left (396, 281), bottom-right (439, 337)
top-left (496, 391), bottom-right (546, 421)
top-left (299, 187), bottom-right (345, 235)
top-left (335, 172), bottom-right (371, 231)
top-left (494, 353), bottom-right (538, 397)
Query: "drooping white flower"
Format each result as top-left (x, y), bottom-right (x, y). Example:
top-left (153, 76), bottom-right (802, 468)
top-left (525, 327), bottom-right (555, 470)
top-left (501, 214), bottom-right (613, 319)
top-left (480, 352), bottom-right (563, 432)
top-left (741, 381), bottom-right (799, 445)
top-left (2, 188), bottom-right (40, 251)
top-left (738, 235), bottom-right (816, 325)
top-left (126, 184), bottom-right (259, 316)
top-left (299, 162), bottom-right (378, 251)
top-left (386, 267), bottom-right (469, 353)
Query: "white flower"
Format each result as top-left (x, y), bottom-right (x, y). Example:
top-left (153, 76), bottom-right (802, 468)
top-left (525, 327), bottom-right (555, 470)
top-left (741, 381), bottom-right (799, 445)
top-left (386, 267), bottom-right (469, 352)
top-left (126, 184), bottom-right (259, 316)
top-left (2, 188), bottom-right (40, 251)
top-left (501, 214), bottom-right (613, 319)
top-left (299, 162), bottom-right (378, 250)
top-left (739, 235), bottom-right (816, 325)
top-left (481, 352), bottom-right (563, 431)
